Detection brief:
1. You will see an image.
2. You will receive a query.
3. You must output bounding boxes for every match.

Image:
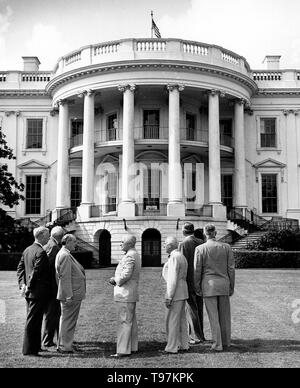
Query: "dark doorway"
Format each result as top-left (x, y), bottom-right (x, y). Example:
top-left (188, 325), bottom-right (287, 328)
top-left (98, 229), bottom-right (111, 266)
top-left (142, 229), bottom-right (161, 267)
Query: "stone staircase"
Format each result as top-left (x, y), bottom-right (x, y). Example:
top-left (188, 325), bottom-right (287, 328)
top-left (231, 231), bottom-right (267, 250)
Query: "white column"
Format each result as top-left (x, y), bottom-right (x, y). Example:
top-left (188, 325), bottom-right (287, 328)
top-left (208, 90), bottom-right (226, 219)
top-left (78, 90), bottom-right (95, 219)
top-left (56, 100), bottom-right (70, 209)
top-left (234, 99), bottom-right (247, 209)
top-left (167, 84), bottom-right (185, 217)
top-left (118, 84), bottom-right (136, 217)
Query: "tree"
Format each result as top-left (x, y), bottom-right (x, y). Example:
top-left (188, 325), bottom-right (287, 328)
top-left (0, 130), bottom-right (24, 207)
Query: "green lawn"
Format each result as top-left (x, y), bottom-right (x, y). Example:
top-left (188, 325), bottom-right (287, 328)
top-left (0, 269), bottom-right (300, 368)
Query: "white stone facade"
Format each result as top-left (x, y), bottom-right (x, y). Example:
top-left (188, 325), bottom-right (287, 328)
top-left (1, 40), bottom-right (300, 264)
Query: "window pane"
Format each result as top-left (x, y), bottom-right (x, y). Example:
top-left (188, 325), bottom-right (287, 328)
top-left (262, 174), bottom-right (277, 213)
top-left (186, 113), bottom-right (196, 140)
top-left (107, 113), bottom-right (117, 140)
top-left (260, 118), bottom-right (276, 147)
top-left (26, 119), bottom-right (43, 148)
top-left (143, 110), bottom-right (159, 139)
top-left (221, 175), bottom-right (233, 209)
top-left (71, 176), bottom-right (82, 208)
top-left (25, 175), bottom-right (41, 214)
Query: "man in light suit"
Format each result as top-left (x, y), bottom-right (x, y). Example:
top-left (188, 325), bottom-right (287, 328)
top-left (55, 234), bottom-right (86, 354)
top-left (109, 234), bottom-right (141, 358)
top-left (162, 236), bottom-right (189, 354)
top-left (194, 224), bottom-right (235, 352)
top-left (17, 226), bottom-right (51, 356)
top-left (42, 226), bottom-right (65, 348)
top-left (179, 222), bottom-right (205, 344)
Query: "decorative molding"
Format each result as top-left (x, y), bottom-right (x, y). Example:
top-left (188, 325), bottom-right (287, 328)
top-left (0, 90), bottom-right (49, 97)
top-left (46, 61), bottom-right (258, 95)
top-left (283, 109), bottom-right (299, 116)
top-left (166, 84), bottom-right (185, 92)
top-left (117, 84), bottom-right (136, 93)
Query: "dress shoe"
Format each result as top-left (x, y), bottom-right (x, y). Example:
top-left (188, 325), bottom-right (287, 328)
top-left (178, 348), bottom-right (190, 353)
top-left (189, 339), bottom-right (202, 345)
top-left (159, 350), bottom-right (177, 355)
top-left (43, 342), bottom-right (56, 348)
top-left (110, 353), bottom-right (131, 358)
top-left (23, 353), bottom-right (40, 357)
top-left (56, 348), bottom-right (74, 354)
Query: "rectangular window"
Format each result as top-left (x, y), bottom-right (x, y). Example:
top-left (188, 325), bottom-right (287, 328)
top-left (186, 113), bottom-right (196, 140)
top-left (220, 119), bottom-right (232, 147)
top-left (262, 174), bottom-right (277, 213)
top-left (260, 118), bottom-right (276, 148)
top-left (221, 175), bottom-right (233, 210)
top-left (26, 119), bottom-right (43, 149)
top-left (107, 172), bottom-right (117, 211)
top-left (71, 119), bottom-right (83, 147)
top-left (71, 176), bottom-right (82, 208)
top-left (143, 110), bottom-right (159, 139)
top-left (143, 168), bottom-right (160, 210)
top-left (107, 113), bottom-right (118, 141)
top-left (25, 175), bottom-right (41, 215)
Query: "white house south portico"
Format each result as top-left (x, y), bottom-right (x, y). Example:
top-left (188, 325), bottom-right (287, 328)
top-left (2, 38), bottom-right (300, 265)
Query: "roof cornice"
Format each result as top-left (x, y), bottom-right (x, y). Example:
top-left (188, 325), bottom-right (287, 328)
top-left (0, 89), bottom-right (49, 97)
top-left (46, 60), bottom-right (258, 95)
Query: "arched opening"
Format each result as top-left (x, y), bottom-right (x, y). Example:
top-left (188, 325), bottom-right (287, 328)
top-left (142, 228), bottom-right (161, 267)
top-left (98, 229), bottom-right (111, 266)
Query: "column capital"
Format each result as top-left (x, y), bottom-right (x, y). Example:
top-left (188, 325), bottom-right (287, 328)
top-left (118, 84), bottom-right (136, 93)
top-left (208, 89), bottom-right (220, 97)
top-left (283, 109), bottom-right (298, 116)
top-left (167, 84), bottom-right (185, 92)
top-left (56, 98), bottom-right (69, 107)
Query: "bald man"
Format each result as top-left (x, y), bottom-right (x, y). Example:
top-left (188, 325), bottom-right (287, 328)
top-left (109, 234), bottom-right (141, 358)
top-left (162, 237), bottom-right (189, 354)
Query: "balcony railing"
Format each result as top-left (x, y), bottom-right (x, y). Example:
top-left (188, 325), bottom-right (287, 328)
top-left (136, 201), bottom-right (168, 216)
top-left (72, 128), bottom-right (234, 148)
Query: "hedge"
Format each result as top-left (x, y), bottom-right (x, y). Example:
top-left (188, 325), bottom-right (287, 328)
top-left (0, 250), bottom-right (93, 271)
top-left (234, 250), bottom-right (300, 269)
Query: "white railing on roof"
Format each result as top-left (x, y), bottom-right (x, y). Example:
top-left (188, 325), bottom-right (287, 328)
top-left (252, 72), bottom-right (282, 81)
top-left (21, 73), bottom-right (51, 82)
top-left (94, 43), bottom-right (120, 56)
top-left (64, 50), bottom-right (82, 66)
top-left (222, 52), bottom-right (239, 66)
top-left (183, 43), bottom-right (208, 56)
top-left (136, 40), bottom-right (166, 51)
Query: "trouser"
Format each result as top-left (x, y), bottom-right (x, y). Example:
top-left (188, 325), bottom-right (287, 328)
top-left (116, 302), bottom-right (138, 355)
top-left (186, 290), bottom-right (205, 341)
top-left (23, 298), bottom-right (47, 355)
top-left (58, 300), bottom-right (81, 351)
top-left (165, 300), bottom-right (189, 353)
top-left (204, 296), bottom-right (231, 351)
top-left (42, 296), bottom-right (61, 346)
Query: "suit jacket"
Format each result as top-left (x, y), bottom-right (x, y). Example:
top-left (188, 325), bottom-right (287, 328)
top-left (17, 242), bottom-right (51, 300)
top-left (44, 237), bottom-right (61, 297)
top-left (179, 235), bottom-right (203, 291)
top-left (162, 249), bottom-right (188, 301)
top-left (114, 248), bottom-right (141, 303)
top-left (55, 247), bottom-right (86, 302)
top-left (194, 239), bottom-right (235, 297)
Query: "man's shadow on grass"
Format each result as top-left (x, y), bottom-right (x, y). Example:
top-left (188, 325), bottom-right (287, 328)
top-left (40, 338), bottom-right (300, 359)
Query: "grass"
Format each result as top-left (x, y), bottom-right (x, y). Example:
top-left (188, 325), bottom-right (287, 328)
top-left (0, 268), bottom-right (300, 368)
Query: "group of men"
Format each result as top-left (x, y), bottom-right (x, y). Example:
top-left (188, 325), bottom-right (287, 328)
top-left (17, 226), bottom-right (86, 356)
top-left (16, 221), bottom-right (235, 358)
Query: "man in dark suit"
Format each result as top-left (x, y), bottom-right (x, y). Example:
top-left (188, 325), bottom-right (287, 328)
top-left (179, 222), bottom-right (205, 344)
top-left (42, 226), bottom-right (64, 348)
top-left (17, 226), bottom-right (50, 356)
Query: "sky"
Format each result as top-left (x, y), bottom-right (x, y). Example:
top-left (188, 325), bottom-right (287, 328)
top-left (1, 0), bottom-right (300, 71)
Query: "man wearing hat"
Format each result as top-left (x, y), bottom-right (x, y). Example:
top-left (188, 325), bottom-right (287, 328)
top-left (179, 222), bottom-right (205, 344)
top-left (194, 224), bottom-right (235, 352)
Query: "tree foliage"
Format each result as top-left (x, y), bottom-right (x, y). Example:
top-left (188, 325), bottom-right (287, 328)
top-left (0, 130), bottom-right (24, 207)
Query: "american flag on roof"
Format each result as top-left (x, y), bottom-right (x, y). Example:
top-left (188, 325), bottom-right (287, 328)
top-left (152, 19), bottom-right (161, 38)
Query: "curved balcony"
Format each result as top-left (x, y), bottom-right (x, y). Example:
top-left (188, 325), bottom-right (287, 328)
top-left (70, 127), bottom-right (234, 151)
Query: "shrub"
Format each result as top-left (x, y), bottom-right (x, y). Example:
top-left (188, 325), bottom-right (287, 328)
top-left (234, 250), bottom-right (300, 269)
top-left (247, 229), bottom-right (300, 251)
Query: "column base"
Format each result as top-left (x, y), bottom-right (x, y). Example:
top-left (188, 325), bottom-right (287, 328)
top-left (210, 203), bottom-right (227, 220)
top-left (118, 201), bottom-right (136, 217)
top-left (52, 208), bottom-right (68, 222)
top-left (77, 203), bottom-right (93, 221)
top-left (286, 209), bottom-right (300, 222)
top-left (167, 202), bottom-right (185, 217)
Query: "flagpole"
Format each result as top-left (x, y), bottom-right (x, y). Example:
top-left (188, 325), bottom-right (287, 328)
top-left (151, 10), bottom-right (153, 38)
